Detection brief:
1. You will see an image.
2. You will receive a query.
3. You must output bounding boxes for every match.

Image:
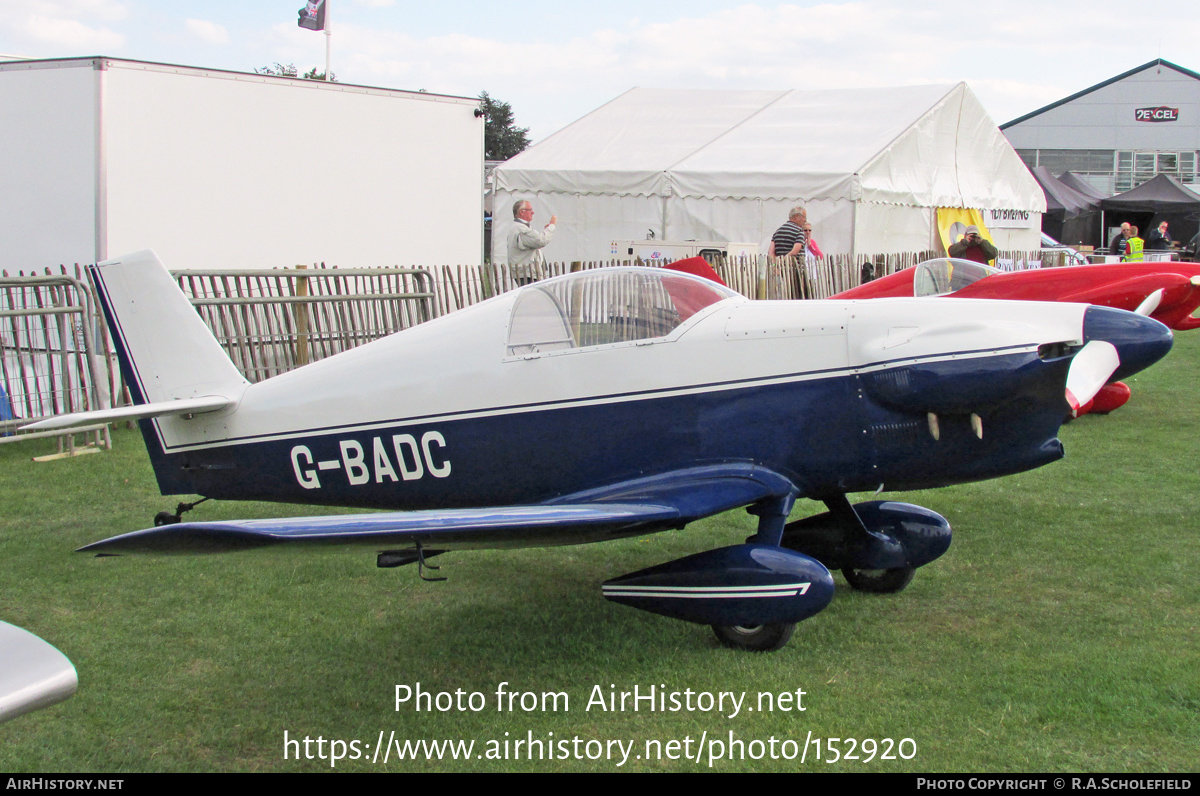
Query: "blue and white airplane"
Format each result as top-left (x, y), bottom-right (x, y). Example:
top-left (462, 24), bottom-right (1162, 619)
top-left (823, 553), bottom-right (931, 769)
top-left (29, 251), bottom-right (1173, 650)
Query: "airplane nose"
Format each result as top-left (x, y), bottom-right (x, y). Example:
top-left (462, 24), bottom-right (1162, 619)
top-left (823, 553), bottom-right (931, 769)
top-left (1082, 305), bottom-right (1173, 381)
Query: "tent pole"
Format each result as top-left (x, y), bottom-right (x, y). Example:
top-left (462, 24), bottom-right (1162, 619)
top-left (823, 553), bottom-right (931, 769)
top-left (850, 201), bottom-right (858, 263)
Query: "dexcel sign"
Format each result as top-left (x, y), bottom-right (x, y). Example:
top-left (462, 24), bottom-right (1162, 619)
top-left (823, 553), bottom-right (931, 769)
top-left (1135, 106), bottom-right (1179, 122)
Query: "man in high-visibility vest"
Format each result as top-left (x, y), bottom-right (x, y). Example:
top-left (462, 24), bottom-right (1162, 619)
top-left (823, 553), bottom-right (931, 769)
top-left (1124, 225), bottom-right (1145, 262)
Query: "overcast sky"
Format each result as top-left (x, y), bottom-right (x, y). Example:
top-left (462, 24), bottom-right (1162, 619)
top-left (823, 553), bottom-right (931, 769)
top-left (1, 0), bottom-right (1196, 143)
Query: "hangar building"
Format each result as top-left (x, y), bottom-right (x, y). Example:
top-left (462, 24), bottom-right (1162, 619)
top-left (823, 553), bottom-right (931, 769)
top-left (1002, 59), bottom-right (1200, 198)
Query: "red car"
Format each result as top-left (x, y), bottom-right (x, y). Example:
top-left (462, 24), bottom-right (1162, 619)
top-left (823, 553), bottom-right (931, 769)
top-left (835, 258), bottom-right (1200, 414)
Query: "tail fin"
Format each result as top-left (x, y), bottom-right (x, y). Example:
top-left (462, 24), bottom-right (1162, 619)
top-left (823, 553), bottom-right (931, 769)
top-left (90, 250), bottom-right (248, 406)
top-left (22, 251), bottom-right (246, 496)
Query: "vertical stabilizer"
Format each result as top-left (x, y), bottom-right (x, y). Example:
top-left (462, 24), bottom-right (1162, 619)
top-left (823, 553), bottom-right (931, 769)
top-left (91, 250), bottom-right (248, 405)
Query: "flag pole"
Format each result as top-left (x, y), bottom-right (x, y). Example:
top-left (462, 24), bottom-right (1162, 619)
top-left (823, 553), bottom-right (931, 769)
top-left (324, 0), bottom-right (331, 80)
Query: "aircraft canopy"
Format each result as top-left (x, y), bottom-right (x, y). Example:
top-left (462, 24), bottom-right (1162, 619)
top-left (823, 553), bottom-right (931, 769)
top-left (507, 268), bottom-right (740, 356)
top-left (914, 258), bottom-right (1000, 297)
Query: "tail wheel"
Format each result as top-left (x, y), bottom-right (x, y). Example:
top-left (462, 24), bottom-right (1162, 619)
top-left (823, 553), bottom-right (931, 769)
top-left (842, 567), bottom-right (915, 593)
top-left (711, 623), bottom-right (795, 652)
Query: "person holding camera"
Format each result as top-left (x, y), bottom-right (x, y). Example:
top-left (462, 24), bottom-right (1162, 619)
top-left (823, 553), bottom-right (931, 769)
top-left (948, 225), bottom-right (998, 265)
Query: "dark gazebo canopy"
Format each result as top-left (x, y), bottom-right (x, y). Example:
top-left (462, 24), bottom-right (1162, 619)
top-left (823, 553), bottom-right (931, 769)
top-left (1032, 166), bottom-right (1099, 218)
top-left (1057, 171), bottom-right (1108, 202)
top-left (1101, 174), bottom-right (1200, 213)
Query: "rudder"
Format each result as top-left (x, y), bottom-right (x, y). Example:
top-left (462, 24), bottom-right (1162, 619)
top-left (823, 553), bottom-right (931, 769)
top-left (90, 250), bottom-right (248, 406)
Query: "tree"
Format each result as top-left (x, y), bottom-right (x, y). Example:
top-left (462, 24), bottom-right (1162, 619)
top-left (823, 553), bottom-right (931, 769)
top-left (255, 62), bottom-right (297, 77)
top-left (302, 66), bottom-right (337, 82)
top-left (479, 91), bottom-right (530, 161)
top-left (254, 63), bottom-right (337, 82)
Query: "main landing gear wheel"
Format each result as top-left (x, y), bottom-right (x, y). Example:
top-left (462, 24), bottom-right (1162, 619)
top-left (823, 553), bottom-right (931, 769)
top-left (842, 566), bottom-right (915, 594)
top-left (711, 623), bottom-right (795, 652)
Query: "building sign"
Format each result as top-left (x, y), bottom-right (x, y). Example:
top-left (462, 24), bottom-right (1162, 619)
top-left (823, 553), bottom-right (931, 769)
top-left (1135, 106), bottom-right (1179, 122)
top-left (986, 208), bottom-right (1037, 230)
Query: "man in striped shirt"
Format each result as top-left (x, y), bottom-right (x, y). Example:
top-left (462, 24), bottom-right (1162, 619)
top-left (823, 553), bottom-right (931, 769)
top-left (769, 206), bottom-right (807, 258)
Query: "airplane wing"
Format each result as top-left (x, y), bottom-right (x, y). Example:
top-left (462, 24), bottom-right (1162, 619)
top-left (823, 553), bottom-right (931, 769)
top-left (79, 464), bottom-right (796, 555)
top-left (0, 622), bottom-right (77, 725)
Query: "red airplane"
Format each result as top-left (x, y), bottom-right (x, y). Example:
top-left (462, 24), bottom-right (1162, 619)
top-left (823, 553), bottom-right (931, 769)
top-left (834, 258), bottom-right (1200, 414)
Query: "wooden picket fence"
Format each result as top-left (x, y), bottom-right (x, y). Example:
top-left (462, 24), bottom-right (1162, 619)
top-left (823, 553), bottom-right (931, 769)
top-left (421, 250), bottom-right (976, 311)
top-left (173, 266), bottom-right (435, 382)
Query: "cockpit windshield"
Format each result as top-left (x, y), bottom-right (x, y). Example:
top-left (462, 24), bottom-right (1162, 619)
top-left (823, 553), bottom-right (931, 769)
top-left (507, 267), bottom-right (740, 357)
top-left (913, 258), bottom-right (999, 297)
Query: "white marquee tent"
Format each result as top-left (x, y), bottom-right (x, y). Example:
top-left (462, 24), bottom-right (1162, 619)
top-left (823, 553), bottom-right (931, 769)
top-left (493, 83), bottom-right (1044, 263)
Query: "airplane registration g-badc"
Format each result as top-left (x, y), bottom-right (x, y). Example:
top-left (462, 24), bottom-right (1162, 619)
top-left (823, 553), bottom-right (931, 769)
top-left (30, 251), bottom-right (1174, 651)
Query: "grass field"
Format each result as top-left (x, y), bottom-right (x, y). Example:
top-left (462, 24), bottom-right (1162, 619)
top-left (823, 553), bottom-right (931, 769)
top-left (2, 331), bottom-right (1197, 772)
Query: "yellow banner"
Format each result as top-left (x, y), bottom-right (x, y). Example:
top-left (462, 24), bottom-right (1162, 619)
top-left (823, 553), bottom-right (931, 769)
top-left (937, 208), bottom-right (992, 254)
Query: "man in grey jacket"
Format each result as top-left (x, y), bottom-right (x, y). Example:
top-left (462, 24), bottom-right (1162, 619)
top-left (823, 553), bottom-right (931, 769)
top-left (507, 200), bottom-right (556, 285)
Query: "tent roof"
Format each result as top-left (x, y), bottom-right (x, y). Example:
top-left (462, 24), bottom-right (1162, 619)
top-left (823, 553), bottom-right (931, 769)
top-left (1057, 171), bottom-right (1109, 202)
top-left (1101, 174), bottom-right (1200, 212)
top-left (1032, 166), bottom-right (1099, 218)
top-left (495, 84), bottom-right (1043, 211)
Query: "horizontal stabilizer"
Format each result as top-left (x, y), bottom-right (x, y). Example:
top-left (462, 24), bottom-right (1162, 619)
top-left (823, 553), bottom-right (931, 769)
top-left (22, 396), bottom-right (235, 432)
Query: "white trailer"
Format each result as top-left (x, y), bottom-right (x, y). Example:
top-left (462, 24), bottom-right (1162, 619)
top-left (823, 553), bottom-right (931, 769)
top-left (0, 57), bottom-right (484, 271)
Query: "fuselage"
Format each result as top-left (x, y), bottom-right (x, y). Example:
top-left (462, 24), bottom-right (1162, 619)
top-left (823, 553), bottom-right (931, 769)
top-left (138, 270), bottom-right (1104, 510)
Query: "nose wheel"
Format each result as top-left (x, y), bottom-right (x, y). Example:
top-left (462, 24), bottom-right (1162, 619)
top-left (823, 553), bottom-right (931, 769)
top-left (712, 623), bottom-right (795, 652)
top-left (842, 566), bottom-right (915, 593)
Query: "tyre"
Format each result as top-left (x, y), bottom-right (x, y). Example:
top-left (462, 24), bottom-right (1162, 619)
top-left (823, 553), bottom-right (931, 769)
top-left (841, 567), bottom-right (915, 593)
top-left (711, 622), bottom-right (795, 652)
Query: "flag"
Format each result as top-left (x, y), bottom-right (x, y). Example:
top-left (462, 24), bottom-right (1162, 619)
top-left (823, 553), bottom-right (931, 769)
top-left (298, 0), bottom-right (326, 31)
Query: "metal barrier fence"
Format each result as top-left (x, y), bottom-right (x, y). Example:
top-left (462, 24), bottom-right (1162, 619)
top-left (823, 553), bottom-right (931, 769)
top-left (0, 273), bottom-right (110, 453)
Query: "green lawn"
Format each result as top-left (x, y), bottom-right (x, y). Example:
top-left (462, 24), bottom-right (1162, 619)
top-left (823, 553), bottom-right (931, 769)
top-left (1, 332), bottom-right (1197, 772)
